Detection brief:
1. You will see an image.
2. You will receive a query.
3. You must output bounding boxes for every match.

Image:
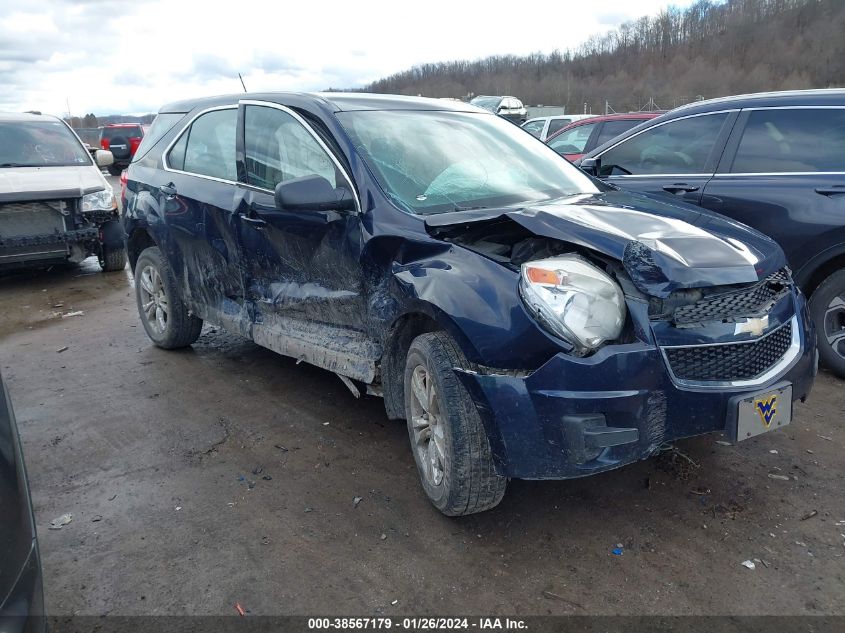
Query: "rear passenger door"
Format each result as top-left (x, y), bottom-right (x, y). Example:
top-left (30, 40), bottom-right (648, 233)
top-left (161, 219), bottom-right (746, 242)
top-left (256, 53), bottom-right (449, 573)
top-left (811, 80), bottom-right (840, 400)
top-left (161, 106), bottom-right (247, 334)
top-left (701, 106), bottom-right (845, 283)
top-left (594, 111), bottom-right (738, 206)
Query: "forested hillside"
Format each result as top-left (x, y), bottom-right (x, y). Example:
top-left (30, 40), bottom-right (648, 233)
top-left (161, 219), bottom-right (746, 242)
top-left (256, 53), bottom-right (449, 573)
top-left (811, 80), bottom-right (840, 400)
top-left (364, 0), bottom-right (845, 113)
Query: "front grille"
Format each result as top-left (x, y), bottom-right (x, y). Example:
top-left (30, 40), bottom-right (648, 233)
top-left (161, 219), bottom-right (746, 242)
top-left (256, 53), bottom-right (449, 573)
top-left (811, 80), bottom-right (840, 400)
top-left (672, 269), bottom-right (790, 325)
top-left (0, 201), bottom-right (68, 239)
top-left (663, 320), bottom-right (793, 382)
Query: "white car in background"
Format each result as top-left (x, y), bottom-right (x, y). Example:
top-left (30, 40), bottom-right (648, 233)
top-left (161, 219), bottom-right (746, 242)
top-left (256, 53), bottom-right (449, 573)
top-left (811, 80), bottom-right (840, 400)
top-left (0, 112), bottom-right (126, 271)
top-left (522, 114), bottom-right (597, 141)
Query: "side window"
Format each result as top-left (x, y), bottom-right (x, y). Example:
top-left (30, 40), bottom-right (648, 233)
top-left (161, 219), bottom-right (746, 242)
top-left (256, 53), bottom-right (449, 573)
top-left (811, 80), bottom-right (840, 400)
top-left (547, 123), bottom-right (598, 154)
top-left (547, 118), bottom-right (571, 135)
top-left (244, 105), bottom-right (337, 190)
top-left (173, 109), bottom-right (237, 180)
top-left (522, 120), bottom-right (545, 137)
top-left (513, 99), bottom-right (523, 109)
top-left (598, 113), bottom-right (728, 176)
top-left (731, 108), bottom-right (845, 173)
top-left (594, 119), bottom-right (642, 148)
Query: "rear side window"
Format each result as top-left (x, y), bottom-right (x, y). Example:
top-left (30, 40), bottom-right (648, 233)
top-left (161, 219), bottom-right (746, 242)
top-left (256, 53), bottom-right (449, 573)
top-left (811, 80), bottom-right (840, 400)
top-left (594, 119), bottom-right (643, 148)
top-left (168, 109), bottom-right (237, 181)
top-left (548, 122), bottom-right (597, 154)
top-left (731, 108), bottom-right (845, 173)
top-left (547, 118), bottom-right (571, 135)
top-left (597, 113), bottom-right (728, 176)
top-left (522, 120), bottom-right (545, 137)
top-left (133, 113), bottom-right (184, 162)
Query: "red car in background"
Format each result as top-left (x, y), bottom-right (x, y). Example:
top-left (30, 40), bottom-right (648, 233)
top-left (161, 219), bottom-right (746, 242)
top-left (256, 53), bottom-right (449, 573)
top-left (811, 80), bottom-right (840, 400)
top-left (546, 113), bottom-right (660, 161)
top-left (99, 123), bottom-right (148, 175)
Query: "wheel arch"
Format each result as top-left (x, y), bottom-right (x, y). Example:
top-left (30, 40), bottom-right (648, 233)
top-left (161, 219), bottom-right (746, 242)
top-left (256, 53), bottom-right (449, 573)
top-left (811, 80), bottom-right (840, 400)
top-left (795, 246), bottom-right (845, 297)
top-left (126, 226), bottom-right (158, 272)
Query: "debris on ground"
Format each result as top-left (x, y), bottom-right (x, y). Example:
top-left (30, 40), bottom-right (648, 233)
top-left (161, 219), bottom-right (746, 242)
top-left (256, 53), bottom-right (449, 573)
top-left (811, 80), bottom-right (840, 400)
top-left (800, 510), bottom-right (818, 521)
top-left (391, 600), bottom-right (398, 606)
top-left (380, 533), bottom-right (387, 540)
top-left (769, 449), bottom-right (779, 454)
top-left (541, 591), bottom-right (585, 609)
top-left (175, 506), bottom-right (182, 511)
top-left (741, 560), bottom-right (756, 570)
top-left (49, 513), bottom-right (73, 530)
top-left (304, 507), bottom-right (313, 513)
top-left (91, 515), bottom-right (102, 522)
top-left (61, 311), bottom-right (84, 318)
top-left (353, 496), bottom-right (363, 507)
top-left (715, 440), bottom-right (733, 446)
top-left (251, 465), bottom-right (263, 475)
top-left (262, 474), bottom-right (272, 481)
top-left (56, 346), bottom-right (68, 353)
top-left (768, 473), bottom-right (791, 481)
top-left (657, 445), bottom-right (700, 481)
top-left (690, 486), bottom-right (710, 496)
top-left (612, 544), bottom-right (624, 556)
top-left (818, 435), bottom-right (833, 442)
top-left (274, 444), bottom-right (288, 452)
top-left (234, 602), bottom-right (246, 616)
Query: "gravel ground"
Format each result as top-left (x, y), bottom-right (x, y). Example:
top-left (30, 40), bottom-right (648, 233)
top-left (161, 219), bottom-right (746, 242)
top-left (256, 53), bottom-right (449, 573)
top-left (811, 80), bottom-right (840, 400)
top-left (1, 252), bottom-right (843, 617)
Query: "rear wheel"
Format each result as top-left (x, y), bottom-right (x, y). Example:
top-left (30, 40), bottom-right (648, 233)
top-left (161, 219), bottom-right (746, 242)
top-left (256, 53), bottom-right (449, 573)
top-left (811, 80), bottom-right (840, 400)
top-left (134, 247), bottom-right (202, 349)
top-left (404, 331), bottom-right (507, 516)
top-left (809, 269), bottom-right (845, 378)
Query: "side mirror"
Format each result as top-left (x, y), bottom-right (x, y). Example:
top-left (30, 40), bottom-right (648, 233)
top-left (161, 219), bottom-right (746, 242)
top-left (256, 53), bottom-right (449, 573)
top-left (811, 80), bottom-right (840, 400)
top-left (496, 105), bottom-right (507, 114)
top-left (95, 149), bottom-right (114, 167)
top-left (274, 174), bottom-right (355, 212)
top-left (579, 157), bottom-right (600, 177)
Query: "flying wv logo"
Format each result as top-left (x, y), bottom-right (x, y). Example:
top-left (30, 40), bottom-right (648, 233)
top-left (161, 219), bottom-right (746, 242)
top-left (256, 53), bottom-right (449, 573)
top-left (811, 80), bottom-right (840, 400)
top-left (755, 396), bottom-right (778, 428)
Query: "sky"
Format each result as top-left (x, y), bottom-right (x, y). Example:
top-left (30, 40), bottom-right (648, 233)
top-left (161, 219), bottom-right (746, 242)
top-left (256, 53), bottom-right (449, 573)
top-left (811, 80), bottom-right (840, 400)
top-left (0, 0), bottom-right (691, 117)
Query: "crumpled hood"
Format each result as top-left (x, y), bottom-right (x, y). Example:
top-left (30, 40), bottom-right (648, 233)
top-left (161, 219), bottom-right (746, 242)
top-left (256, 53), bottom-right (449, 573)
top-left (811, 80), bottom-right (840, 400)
top-left (424, 190), bottom-right (786, 297)
top-left (0, 165), bottom-right (108, 203)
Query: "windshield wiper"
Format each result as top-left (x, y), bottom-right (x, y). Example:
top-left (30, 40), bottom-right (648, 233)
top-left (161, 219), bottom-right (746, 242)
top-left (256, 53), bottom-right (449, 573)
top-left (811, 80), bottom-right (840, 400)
top-left (453, 204), bottom-right (489, 212)
top-left (0, 163), bottom-right (33, 168)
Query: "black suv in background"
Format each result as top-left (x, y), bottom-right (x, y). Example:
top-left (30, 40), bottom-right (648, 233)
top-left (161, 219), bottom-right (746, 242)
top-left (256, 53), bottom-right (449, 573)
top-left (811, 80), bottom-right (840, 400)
top-left (99, 123), bottom-right (147, 176)
top-left (578, 89), bottom-right (845, 376)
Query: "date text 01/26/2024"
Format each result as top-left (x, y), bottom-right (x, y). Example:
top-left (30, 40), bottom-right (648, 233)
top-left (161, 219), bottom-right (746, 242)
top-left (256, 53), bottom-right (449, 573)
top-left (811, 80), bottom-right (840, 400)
top-left (307, 618), bottom-right (528, 630)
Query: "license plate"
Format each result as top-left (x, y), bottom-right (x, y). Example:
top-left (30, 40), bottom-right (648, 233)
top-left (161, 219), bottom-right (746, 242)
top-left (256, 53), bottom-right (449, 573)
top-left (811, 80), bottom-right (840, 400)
top-left (735, 385), bottom-right (792, 441)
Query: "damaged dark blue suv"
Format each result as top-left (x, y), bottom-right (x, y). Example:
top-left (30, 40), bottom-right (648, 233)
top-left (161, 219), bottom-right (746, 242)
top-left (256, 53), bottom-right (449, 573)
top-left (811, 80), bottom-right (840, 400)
top-left (123, 94), bottom-right (816, 515)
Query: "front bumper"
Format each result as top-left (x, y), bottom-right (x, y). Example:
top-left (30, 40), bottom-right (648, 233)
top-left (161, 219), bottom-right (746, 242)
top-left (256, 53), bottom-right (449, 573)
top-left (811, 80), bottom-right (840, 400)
top-left (457, 297), bottom-right (816, 480)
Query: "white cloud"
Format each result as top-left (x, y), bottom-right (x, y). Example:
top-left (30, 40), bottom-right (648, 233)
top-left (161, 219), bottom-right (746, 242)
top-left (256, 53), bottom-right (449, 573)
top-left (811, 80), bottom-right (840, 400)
top-left (0, 0), bottom-right (690, 116)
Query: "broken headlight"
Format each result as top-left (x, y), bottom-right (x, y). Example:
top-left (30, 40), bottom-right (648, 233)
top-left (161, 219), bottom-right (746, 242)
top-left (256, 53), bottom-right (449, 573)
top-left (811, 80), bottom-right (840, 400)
top-left (81, 187), bottom-right (116, 212)
top-left (519, 255), bottom-right (626, 354)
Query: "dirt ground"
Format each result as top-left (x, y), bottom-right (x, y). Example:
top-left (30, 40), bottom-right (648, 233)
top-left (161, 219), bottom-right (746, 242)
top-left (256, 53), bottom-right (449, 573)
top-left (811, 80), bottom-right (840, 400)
top-left (1, 252), bottom-right (843, 616)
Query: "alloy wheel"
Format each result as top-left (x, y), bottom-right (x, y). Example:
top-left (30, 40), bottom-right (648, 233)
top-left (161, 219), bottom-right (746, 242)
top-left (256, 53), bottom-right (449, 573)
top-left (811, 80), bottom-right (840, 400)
top-left (139, 264), bottom-right (168, 335)
top-left (409, 364), bottom-right (446, 487)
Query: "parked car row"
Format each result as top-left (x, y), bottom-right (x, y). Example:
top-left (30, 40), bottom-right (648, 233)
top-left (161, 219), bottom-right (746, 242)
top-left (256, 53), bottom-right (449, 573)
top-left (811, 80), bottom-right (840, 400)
top-left (121, 91), bottom-right (817, 516)
top-left (545, 112), bottom-right (659, 161)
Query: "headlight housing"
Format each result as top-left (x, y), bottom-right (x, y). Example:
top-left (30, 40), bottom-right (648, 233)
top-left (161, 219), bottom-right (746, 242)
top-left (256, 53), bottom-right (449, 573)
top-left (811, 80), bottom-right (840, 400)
top-left (519, 254), bottom-right (626, 354)
top-left (81, 187), bottom-right (116, 212)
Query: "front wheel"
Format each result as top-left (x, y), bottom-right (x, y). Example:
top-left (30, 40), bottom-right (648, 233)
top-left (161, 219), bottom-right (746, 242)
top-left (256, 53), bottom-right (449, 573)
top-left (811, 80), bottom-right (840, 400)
top-left (809, 269), bottom-right (845, 378)
top-left (100, 244), bottom-right (127, 272)
top-left (134, 246), bottom-right (202, 349)
top-left (404, 332), bottom-right (507, 516)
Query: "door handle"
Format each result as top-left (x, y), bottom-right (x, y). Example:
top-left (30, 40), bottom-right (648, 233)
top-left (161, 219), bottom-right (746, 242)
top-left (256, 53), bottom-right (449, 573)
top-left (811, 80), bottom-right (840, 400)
top-left (662, 183), bottom-right (700, 194)
top-left (160, 182), bottom-right (177, 196)
top-left (815, 186), bottom-right (845, 196)
top-left (239, 212), bottom-right (267, 228)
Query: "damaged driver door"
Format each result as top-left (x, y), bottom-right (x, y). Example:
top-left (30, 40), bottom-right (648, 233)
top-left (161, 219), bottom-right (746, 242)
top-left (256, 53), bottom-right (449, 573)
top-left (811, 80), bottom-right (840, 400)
top-left (235, 102), bottom-right (374, 382)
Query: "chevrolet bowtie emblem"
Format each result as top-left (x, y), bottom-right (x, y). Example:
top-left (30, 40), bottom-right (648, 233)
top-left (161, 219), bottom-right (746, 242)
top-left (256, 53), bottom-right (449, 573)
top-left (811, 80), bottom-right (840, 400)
top-left (734, 315), bottom-right (769, 336)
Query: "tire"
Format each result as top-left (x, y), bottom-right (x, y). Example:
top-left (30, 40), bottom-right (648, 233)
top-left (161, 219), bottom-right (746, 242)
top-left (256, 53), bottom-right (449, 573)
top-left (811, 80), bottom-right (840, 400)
top-left (403, 331), bottom-right (507, 516)
top-left (809, 268), bottom-right (845, 378)
top-left (108, 136), bottom-right (131, 160)
top-left (100, 244), bottom-right (127, 272)
top-left (107, 164), bottom-right (122, 177)
top-left (134, 246), bottom-right (202, 349)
